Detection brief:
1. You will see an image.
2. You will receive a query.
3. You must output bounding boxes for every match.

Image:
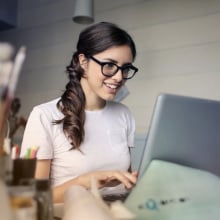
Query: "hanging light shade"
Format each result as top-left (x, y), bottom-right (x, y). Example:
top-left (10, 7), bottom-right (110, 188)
top-left (73, 0), bottom-right (94, 24)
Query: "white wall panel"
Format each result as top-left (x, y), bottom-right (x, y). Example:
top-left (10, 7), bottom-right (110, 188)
top-left (1, 20), bottom-right (79, 50)
top-left (133, 13), bottom-right (220, 52)
top-left (1, 0), bottom-right (220, 138)
top-left (136, 43), bottom-right (220, 78)
top-left (96, 0), bottom-right (220, 29)
top-left (124, 72), bottom-right (220, 133)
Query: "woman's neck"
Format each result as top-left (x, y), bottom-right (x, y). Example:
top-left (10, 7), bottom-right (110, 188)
top-left (85, 99), bottom-right (106, 111)
top-left (81, 77), bottom-right (106, 111)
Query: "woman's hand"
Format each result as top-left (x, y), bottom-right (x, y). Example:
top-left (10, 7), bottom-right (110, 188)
top-left (76, 170), bottom-right (138, 190)
top-left (53, 170), bottom-right (138, 203)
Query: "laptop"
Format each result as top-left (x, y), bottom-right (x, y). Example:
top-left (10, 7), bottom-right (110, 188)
top-left (103, 93), bottom-right (220, 202)
top-left (138, 93), bottom-right (220, 180)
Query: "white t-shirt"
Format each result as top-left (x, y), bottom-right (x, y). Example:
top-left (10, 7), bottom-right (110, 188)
top-left (21, 98), bottom-right (135, 186)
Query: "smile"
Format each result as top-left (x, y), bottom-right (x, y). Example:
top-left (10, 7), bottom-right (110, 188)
top-left (104, 83), bottom-right (120, 89)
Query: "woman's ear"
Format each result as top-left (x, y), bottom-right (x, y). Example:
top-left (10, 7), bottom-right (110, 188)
top-left (78, 54), bottom-right (88, 71)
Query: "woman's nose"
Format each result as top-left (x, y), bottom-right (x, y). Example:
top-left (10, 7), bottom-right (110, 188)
top-left (111, 69), bottom-right (123, 81)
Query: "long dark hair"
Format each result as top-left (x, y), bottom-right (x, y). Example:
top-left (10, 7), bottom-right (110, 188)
top-left (55, 22), bottom-right (137, 150)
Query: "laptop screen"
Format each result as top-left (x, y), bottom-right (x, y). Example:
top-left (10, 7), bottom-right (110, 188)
top-left (138, 93), bottom-right (220, 179)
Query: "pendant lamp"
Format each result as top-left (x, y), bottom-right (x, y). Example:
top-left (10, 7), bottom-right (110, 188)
top-left (73, 0), bottom-right (94, 24)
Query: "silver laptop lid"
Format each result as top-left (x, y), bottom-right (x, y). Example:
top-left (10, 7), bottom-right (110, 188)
top-left (138, 93), bottom-right (220, 179)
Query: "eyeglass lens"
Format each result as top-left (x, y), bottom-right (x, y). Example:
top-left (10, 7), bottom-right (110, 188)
top-left (102, 64), bottom-right (135, 78)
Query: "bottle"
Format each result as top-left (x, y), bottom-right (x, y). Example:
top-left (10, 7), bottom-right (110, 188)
top-left (0, 141), bottom-right (13, 220)
top-left (35, 179), bottom-right (53, 220)
top-left (0, 180), bottom-right (13, 220)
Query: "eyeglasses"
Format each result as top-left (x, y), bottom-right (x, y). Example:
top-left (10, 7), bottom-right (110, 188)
top-left (88, 55), bottom-right (138, 80)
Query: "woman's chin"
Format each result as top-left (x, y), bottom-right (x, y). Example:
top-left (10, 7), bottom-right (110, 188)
top-left (103, 95), bottom-right (116, 101)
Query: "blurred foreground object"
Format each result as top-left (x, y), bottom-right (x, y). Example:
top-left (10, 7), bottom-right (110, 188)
top-left (8, 97), bottom-right (27, 145)
top-left (0, 42), bottom-right (26, 220)
top-left (60, 177), bottom-right (135, 220)
top-left (0, 43), bottom-right (26, 154)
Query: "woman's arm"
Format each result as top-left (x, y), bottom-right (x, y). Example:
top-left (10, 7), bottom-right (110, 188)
top-left (34, 159), bottom-right (78, 203)
top-left (35, 159), bottom-right (51, 178)
top-left (52, 170), bottom-right (137, 203)
top-left (35, 159), bottom-right (72, 203)
top-left (35, 160), bottom-right (137, 203)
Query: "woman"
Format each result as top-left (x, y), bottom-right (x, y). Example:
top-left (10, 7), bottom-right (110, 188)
top-left (21, 22), bottom-right (139, 203)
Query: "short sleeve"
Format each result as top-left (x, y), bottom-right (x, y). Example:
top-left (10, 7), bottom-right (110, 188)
top-left (20, 107), bottom-right (53, 159)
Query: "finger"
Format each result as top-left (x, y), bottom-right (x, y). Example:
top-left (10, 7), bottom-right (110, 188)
top-left (108, 171), bottom-right (135, 189)
top-left (132, 171), bottom-right (138, 177)
top-left (123, 171), bottom-right (137, 184)
top-left (96, 174), bottom-right (110, 187)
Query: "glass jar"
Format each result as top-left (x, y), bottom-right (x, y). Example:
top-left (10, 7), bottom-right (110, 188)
top-left (8, 184), bottom-right (37, 220)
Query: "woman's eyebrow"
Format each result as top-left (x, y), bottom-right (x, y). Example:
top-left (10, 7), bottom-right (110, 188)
top-left (103, 58), bottom-right (117, 63)
top-left (104, 58), bottom-right (132, 65)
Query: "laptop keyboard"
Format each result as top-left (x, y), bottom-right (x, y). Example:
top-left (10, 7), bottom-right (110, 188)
top-left (102, 192), bottom-right (129, 202)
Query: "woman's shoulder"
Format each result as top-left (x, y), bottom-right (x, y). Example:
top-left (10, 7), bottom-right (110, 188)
top-left (32, 98), bottom-right (62, 119)
top-left (35, 98), bottom-right (59, 109)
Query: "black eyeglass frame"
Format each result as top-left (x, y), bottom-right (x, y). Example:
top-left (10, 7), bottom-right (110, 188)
top-left (88, 55), bottom-right (138, 80)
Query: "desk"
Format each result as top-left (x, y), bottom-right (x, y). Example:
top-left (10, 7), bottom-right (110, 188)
top-left (52, 186), bottom-right (135, 220)
top-left (53, 203), bottom-right (64, 220)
